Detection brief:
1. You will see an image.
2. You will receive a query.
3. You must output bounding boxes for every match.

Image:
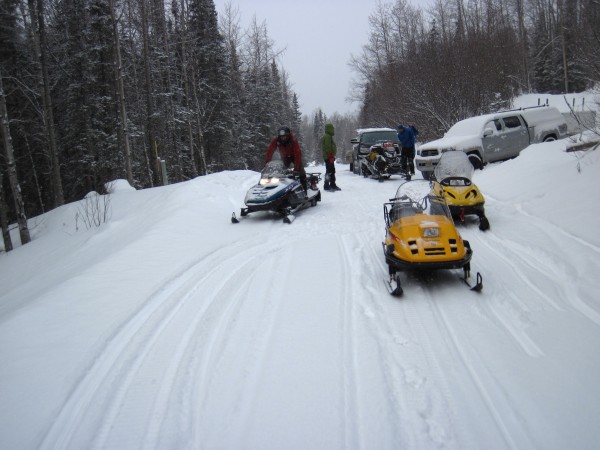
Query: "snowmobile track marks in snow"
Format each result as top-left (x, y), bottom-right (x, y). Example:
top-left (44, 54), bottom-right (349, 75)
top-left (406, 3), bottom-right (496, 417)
top-left (39, 236), bottom-right (288, 450)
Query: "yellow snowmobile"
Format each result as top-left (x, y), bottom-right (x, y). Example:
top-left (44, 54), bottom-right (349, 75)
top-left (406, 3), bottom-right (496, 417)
top-left (433, 151), bottom-right (490, 231)
top-left (382, 180), bottom-right (482, 296)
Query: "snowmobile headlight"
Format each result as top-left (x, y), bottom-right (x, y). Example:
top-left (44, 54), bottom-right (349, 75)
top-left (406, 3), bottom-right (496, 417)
top-left (423, 227), bottom-right (439, 238)
top-left (259, 177), bottom-right (279, 185)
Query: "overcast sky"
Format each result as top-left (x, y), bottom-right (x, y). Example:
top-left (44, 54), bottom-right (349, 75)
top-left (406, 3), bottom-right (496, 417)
top-left (211, 0), bottom-right (396, 118)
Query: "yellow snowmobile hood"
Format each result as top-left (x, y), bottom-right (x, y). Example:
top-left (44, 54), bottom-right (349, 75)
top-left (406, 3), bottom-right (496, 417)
top-left (441, 180), bottom-right (485, 208)
top-left (385, 208), bottom-right (469, 264)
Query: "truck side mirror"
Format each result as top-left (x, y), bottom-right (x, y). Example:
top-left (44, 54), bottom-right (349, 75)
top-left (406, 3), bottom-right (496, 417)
top-left (483, 127), bottom-right (493, 137)
top-left (351, 138), bottom-right (358, 144)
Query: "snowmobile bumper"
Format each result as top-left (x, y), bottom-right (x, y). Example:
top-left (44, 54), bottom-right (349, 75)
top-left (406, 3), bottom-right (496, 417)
top-left (383, 243), bottom-right (473, 272)
top-left (245, 195), bottom-right (290, 213)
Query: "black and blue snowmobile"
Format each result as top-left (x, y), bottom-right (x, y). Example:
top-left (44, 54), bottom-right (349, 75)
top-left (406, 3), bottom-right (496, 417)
top-left (231, 161), bottom-right (322, 224)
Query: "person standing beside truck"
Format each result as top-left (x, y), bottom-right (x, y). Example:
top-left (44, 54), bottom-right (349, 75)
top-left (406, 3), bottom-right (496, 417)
top-left (397, 123), bottom-right (416, 175)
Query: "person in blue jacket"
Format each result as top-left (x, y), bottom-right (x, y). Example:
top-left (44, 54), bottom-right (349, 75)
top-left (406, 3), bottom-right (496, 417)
top-left (397, 123), bottom-right (416, 175)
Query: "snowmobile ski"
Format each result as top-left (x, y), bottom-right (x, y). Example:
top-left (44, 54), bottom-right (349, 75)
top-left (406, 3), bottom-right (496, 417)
top-left (384, 276), bottom-right (403, 297)
top-left (460, 272), bottom-right (483, 292)
top-left (231, 209), bottom-right (249, 224)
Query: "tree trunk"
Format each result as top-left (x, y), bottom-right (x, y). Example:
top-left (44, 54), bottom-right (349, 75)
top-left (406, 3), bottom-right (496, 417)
top-left (139, 0), bottom-right (158, 186)
top-left (0, 171), bottom-right (14, 252)
top-left (110, 0), bottom-right (133, 185)
top-left (179, 0), bottom-right (198, 177)
top-left (515, 0), bottom-right (531, 92)
top-left (29, 0), bottom-right (65, 207)
top-left (0, 72), bottom-right (31, 245)
top-left (191, 71), bottom-right (208, 175)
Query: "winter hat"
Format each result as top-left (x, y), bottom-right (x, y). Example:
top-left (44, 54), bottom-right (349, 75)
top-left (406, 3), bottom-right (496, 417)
top-left (397, 123), bottom-right (405, 130)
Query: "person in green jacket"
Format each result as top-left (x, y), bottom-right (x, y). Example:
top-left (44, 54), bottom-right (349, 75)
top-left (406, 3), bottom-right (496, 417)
top-left (321, 123), bottom-right (341, 191)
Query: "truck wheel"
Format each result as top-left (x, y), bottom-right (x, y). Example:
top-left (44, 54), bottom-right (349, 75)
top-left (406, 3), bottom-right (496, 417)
top-left (543, 135), bottom-right (557, 142)
top-left (468, 154), bottom-right (483, 170)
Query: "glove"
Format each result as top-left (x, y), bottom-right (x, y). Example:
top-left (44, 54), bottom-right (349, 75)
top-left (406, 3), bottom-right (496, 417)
top-left (329, 153), bottom-right (335, 163)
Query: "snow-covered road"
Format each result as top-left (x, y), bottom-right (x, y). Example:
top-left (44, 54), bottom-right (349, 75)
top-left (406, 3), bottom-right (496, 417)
top-left (1, 142), bottom-right (599, 449)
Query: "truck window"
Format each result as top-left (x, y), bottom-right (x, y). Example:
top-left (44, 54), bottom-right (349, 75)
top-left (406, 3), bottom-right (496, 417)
top-left (502, 116), bottom-right (522, 129)
top-left (484, 120), bottom-right (501, 134)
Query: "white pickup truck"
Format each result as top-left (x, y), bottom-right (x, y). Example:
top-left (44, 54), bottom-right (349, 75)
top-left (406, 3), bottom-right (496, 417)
top-left (415, 106), bottom-right (568, 179)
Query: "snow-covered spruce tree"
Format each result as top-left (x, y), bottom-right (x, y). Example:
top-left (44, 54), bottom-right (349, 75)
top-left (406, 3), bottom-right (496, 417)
top-left (280, 70), bottom-right (294, 128)
top-left (241, 18), bottom-right (279, 170)
top-left (309, 109), bottom-right (325, 163)
top-left (217, 2), bottom-right (252, 170)
top-left (270, 61), bottom-right (298, 134)
top-left (50, 0), bottom-right (119, 200)
top-left (186, 0), bottom-right (228, 175)
top-left (290, 93), bottom-right (303, 151)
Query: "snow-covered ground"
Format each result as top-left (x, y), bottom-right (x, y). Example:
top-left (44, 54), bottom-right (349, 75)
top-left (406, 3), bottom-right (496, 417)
top-left (1, 137), bottom-right (599, 449)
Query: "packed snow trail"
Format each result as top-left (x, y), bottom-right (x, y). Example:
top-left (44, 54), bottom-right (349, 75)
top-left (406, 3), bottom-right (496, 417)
top-left (1, 151), bottom-right (600, 449)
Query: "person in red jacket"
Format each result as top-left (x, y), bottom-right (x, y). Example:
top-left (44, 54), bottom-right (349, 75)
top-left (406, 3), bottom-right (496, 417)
top-left (265, 126), bottom-right (308, 190)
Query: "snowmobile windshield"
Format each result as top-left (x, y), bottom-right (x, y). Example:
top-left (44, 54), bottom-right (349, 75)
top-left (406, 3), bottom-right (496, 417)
top-left (392, 180), bottom-right (452, 218)
top-left (261, 160), bottom-right (289, 179)
top-left (434, 151), bottom-right (474, 181)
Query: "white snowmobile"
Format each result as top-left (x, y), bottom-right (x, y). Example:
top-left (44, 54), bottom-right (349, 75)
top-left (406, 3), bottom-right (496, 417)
top-left (231, 160), bottom-right (321, 224)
